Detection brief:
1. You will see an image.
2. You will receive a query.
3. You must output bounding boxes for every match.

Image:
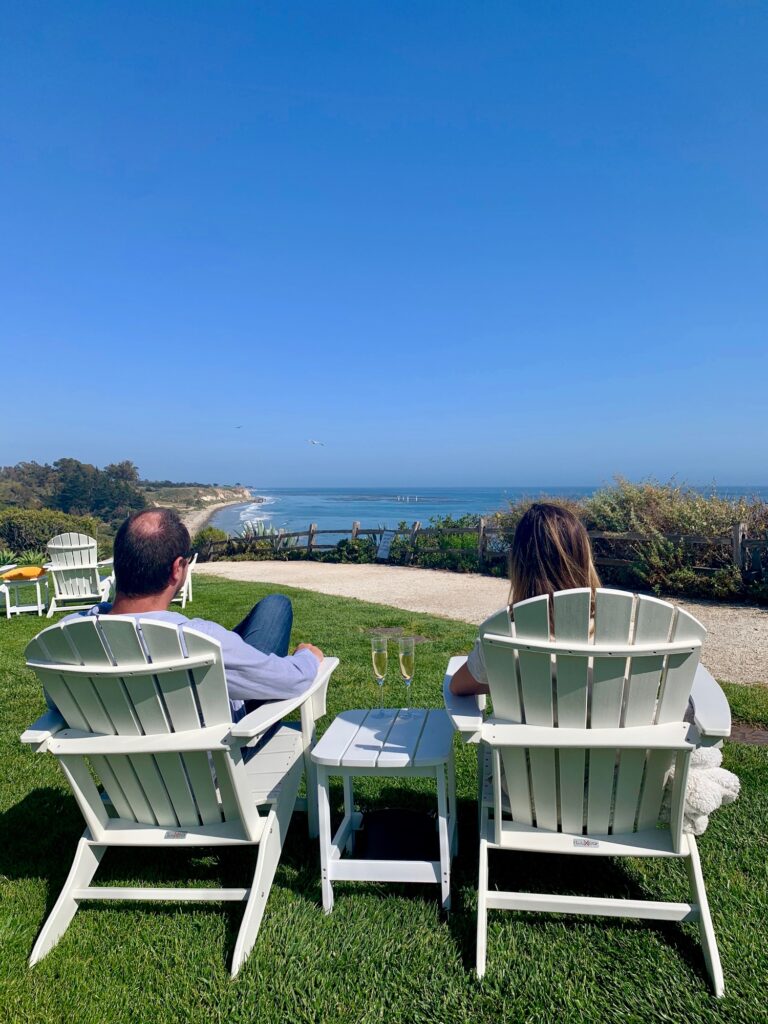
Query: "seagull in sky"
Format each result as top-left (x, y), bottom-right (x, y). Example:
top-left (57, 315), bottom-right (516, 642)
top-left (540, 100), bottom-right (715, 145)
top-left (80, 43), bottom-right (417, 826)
top-left (306, 439), bottom-right (325, 446)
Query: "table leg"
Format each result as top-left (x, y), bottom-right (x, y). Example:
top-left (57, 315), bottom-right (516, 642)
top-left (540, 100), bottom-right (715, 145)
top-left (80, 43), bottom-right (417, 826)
top-left (317, 766), bottom-right (334, 913)
top-left (447, 753), bottom-right (458, 856)
top-left (343, 774), bottom-right (356, 853)
top-left (436, 766), bottom-right (451, 912)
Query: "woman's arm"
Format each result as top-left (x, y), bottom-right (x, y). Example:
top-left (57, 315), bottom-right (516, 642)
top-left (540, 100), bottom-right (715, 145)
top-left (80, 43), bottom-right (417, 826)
top-left (449, 660), bottom-right (490, 696)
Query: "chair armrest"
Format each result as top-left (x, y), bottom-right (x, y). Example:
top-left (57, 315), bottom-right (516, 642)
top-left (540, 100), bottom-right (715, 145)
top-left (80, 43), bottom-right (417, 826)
top-left (230, 656), bottom-right (340, 742)
top-left (97, 558), bottom-right (114, 567)
top-left (0, 563), bottom-right (17, 574)
top-left (443, 656), bottom-right (485, 742)
top-left (690, 664), bottom-right (731, 740)
top-left (20, 709), bottom-right (67, 750)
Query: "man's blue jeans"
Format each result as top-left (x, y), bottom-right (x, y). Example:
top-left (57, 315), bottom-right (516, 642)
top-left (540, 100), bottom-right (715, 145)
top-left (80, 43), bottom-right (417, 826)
top-left (234, 594), bottom-right (295, 754)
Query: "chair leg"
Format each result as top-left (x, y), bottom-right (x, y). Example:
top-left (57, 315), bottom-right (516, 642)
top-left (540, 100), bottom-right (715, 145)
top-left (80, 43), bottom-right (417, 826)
top-left (46, 596), bottom-right (57, 619)
top-left (30, 836), bottom-right (106, 965)
top-left (304, 752), bottom-right (319, 840)
top-left (230, 777), bottom-right (296, 978)
top-left (436, 766), bottom-right (451, 911)
top-left (447, 753), bottom-right (458, 856)
top-left (476, 808), bottom-right (490, 978)
top-left (686, 837), bottom-right (724, 997)
top-left (318, 768), bottom-right (334, 912)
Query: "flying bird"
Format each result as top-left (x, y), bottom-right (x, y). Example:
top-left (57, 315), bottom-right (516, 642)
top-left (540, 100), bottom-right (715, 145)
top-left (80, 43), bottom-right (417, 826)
top-left (306, 439), bottom-right (325, 446)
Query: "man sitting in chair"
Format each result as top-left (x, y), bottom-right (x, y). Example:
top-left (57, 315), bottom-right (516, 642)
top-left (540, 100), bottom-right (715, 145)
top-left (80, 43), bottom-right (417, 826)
top-left (63, 508), bottom-right (324, 721)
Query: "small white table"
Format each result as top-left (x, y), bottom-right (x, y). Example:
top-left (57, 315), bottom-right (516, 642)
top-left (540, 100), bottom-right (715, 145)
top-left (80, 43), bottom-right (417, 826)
top-left (0, 573), bottom-right (49, 618)
top-left (311, 707), bottom-right (457, 912)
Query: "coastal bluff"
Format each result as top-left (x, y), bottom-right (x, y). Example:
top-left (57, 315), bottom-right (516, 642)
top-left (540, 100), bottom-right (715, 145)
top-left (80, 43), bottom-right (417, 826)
top-left (144, 484), bottom-right (252, 533)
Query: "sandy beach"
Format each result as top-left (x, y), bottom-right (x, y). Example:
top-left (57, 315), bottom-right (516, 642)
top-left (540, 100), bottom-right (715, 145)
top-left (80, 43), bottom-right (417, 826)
top-left (181, 500), bottom-right (246, 535)
top-left (195, 560), bottom-right (768, 684)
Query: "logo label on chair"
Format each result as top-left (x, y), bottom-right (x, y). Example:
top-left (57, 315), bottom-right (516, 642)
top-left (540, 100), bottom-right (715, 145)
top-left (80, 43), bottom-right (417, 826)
top-left (164, 830), bottom-right (187, 840)
top-left (573, 837), bottom-right (599, 848)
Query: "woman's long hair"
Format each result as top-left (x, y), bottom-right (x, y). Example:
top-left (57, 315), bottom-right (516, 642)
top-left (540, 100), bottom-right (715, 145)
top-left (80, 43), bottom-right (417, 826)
top-left (509, 503), bottom-right (601, 607)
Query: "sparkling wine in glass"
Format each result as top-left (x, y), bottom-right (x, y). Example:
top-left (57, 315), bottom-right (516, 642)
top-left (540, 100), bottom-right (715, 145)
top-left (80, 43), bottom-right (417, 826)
top-left (398, 636), bottom-right (415, 716)
top-left (370, 636), bottom-right (388, 715)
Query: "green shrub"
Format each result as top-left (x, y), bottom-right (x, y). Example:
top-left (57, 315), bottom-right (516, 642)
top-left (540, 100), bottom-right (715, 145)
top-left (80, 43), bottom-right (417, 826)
top-left (0, 509), bottom-right (101, 552)
top-left (193, 526), bottom-right (230, 560)
top-left (0, 546), bottom-right (17, 566)
top-left (318, 538), bottom-right (377, 564)
top-left (15, 548), bottom-right (47, 567)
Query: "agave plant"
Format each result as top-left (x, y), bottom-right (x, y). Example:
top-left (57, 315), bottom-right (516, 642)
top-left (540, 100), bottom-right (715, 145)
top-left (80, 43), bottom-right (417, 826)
top-left (16, 548), bottom-right (47, 567)
top-left (238, 520), bottom-right (298, 556)
top-left (0, 547), bottom-right (17, 567)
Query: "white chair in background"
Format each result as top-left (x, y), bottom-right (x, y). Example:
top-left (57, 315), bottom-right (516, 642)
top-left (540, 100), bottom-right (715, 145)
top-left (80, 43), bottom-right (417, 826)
top-left (172, 551), bottom-right (198, 609)
top-left (21, 615), bottom-right (338, 975)
top-left (444, 588), bottom-right (731, 996)
top-left (45, 533), bottom-right (114, 617)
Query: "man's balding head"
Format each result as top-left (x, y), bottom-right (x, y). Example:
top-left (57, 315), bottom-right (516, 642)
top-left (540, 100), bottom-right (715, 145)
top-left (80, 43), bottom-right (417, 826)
top-left (113, 508), bottom-right (191, 598)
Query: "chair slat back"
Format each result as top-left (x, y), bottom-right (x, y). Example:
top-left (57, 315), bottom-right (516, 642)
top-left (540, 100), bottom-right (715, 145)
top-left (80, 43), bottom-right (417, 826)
top-left (26, 617), bottom-right (245, 831)
top-left (47, 533), bottom-right (99, 568)
top-left (480, 588), bottom-right (702, 838)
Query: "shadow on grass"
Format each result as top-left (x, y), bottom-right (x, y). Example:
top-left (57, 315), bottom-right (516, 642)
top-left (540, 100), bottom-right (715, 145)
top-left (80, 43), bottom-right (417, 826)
top-left (3, 786), bottom-right (713, 990)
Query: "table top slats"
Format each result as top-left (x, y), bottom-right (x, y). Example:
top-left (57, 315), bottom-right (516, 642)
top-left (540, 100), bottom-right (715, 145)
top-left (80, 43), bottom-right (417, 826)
top-left (312, 708), bottom-right (453, 769)
top-left (339, 709), bottom-right (400, 768)
top-left (412, 710), bottom-right (455, 766)
top-left (376, 709), bottom-right (429, 767)
top-left (311, 709), bottom-right (370, 767)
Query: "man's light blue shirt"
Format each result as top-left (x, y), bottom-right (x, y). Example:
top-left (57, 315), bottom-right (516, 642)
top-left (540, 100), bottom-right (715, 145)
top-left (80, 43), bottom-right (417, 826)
top-left (65, 604), bottom-right (320, 720)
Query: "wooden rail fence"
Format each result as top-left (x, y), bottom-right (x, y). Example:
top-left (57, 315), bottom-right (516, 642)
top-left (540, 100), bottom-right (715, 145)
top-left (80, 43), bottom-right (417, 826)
top-left (199, 519), bottom-right (768, 580)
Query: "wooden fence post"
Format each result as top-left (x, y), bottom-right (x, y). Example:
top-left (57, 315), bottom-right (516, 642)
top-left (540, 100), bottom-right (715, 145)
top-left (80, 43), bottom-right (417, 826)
top-left (351, 521), bottom-right (360, 542)
top-left (732, 522), bottom-right (747, 571)
top-left (478, 517), bottom-right (486, 569)
top-left (307, 523), bottom-right (317, 555)
top-left (405, 521), bottom-right (421, 565)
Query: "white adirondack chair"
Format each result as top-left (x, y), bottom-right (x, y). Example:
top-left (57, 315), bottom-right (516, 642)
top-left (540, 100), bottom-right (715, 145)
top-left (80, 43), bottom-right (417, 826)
top-left (172, 551), bottom-right (198, 609)
top-left (21, 615), bottom-right (339, 976)
top-left (443, 588), bottom-right (732, 996)
top-left (45, 533), bottom-right (114, 617)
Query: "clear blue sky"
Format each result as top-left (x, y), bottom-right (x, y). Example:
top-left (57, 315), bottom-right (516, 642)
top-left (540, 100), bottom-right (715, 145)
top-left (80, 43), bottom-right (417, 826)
top-left (1, 2), bottom-right (765, 486)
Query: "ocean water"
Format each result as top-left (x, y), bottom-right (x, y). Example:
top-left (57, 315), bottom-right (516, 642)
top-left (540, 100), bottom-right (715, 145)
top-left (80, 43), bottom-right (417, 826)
top-left (209, 485), bottom-right (768, 538)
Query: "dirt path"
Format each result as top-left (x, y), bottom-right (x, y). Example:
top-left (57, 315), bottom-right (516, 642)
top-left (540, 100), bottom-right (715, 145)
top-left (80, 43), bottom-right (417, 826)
top-left (196, 561), bottom-right (768, 684)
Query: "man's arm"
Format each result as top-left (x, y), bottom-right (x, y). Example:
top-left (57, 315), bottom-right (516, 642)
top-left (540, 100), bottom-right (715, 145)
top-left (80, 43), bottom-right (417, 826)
top-left (186, 619), bottom-right (323, 702)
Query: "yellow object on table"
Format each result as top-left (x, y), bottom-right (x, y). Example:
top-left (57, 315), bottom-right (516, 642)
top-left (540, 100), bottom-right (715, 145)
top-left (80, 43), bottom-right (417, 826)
top-left (1, 566), bottom-right (47, 581)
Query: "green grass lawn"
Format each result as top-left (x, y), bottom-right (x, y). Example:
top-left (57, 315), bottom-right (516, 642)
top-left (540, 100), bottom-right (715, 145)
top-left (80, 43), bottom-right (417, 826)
top-left (1, 576), bottom-right (766, 1024)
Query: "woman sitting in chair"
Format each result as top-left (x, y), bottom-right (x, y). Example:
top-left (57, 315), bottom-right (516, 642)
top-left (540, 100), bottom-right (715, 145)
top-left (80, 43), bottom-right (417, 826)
top-left (449, 502), bottom-right (601, 695)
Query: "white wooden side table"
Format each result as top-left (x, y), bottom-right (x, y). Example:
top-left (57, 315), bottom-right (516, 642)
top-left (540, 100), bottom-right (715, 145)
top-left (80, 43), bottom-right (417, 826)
top-left (311, 707), bottom-right (457, 912)
top-left (0, 573), bottom-right (49, 618)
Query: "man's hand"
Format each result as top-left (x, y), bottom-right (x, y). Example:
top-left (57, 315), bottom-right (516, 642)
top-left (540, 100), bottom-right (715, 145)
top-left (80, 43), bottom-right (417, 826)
top-left (294, 642), bottom-right (324, 662)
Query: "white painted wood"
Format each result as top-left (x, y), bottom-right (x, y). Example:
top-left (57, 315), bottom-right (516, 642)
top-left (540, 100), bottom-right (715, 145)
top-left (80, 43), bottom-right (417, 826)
top-left (588, 589), bottom-right (634, 833)
top-left (689, 665), bottom-right (731, 739)
top-left (172, 552), bottom-right (198, 609)
top-left (507, 594), bottom-right (556, 829)
top-left (484, 892), bottom-right (697, 920)
top-left (376, 708), bottom-right (428, 767)
top-left (453, 589), bottom-right (726, 994)
top-left (312, 708), bottom-right (455, 910)
top-left (45, 534), bottom-right (115, 617)
top-left (341, 708), bottom-right (399, 767)
top-left (412, 709), bottom-right (454, 766)
top-left (22, 616), bottom-right (337, 974)
top-left (328, 860), bottom-right (441, 883)
top-left (312, 709), bottom-right (370, 766)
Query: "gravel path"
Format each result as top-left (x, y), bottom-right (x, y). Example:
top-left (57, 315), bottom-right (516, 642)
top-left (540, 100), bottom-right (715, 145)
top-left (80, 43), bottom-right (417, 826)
top-left (196, 561), bottom-right (768, 684)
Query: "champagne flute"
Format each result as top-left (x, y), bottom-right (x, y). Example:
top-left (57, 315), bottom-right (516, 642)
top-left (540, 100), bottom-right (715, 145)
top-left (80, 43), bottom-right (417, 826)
top-left (398, 636), bottom-right (415, 717)
top-left (370, 636), bottom-right (388, 716)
